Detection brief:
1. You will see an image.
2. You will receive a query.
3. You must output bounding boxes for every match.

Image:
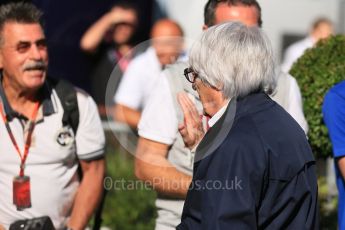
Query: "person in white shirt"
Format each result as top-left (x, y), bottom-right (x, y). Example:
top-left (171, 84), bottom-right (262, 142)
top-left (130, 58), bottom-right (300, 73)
top-left (0, 3), bottom-right (105, 229)
top-left (113, 19), bottom-right (184, 129)
top-left (281, 17), bottom-right (333, 73)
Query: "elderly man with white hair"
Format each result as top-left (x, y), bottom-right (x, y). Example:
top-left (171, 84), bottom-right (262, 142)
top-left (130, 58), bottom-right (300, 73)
top-left (176, 22), bottom-right (319, 229)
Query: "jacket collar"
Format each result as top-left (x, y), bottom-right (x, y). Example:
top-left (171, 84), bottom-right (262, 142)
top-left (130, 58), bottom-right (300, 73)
top-left (195, 92), bottom-right (274, 163)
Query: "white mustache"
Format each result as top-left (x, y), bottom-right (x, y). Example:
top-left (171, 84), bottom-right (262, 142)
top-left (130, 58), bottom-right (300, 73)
top-left (23, 61), bottom-right (47, 71)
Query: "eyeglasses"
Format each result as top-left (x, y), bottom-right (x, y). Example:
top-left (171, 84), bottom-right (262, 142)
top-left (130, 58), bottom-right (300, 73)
top-left (184, 67), bottom-right (198, 83)
top-left (184, 67), bottom-right (222, 91)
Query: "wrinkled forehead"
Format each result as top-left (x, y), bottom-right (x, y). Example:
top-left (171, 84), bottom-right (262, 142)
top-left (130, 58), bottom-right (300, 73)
top-left (1, 22), bottom-right (45, 45)
top-left (214, 3), bottom-right (259, 27)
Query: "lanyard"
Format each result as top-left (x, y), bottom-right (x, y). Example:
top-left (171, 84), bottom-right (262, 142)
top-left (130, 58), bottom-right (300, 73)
top-left (0, 102), bottom-right (40, 177)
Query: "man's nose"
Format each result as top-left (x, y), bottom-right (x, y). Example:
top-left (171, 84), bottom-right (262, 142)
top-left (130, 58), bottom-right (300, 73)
top-left (30, 45), bottom-right (43, 60)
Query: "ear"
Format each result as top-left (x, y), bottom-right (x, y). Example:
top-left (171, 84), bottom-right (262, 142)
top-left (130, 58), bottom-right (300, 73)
top-left (202, 25), bottom-right (208, 31)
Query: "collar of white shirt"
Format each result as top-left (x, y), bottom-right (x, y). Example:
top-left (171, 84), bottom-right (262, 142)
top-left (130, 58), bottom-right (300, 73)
top-left (208, 100), bottom-right (230, 128)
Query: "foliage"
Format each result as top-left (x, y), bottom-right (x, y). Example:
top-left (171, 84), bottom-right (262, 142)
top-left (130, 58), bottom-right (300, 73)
top-left (100, 133), bottom-right (157, 230)
top-left (318, 176), bottom-right (338, 229)
top-left (290, 35), bottom-right (345, 158)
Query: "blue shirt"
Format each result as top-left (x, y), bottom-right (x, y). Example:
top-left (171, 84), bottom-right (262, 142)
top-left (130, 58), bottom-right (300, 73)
top-left (323, 80), bottom-right (345, 229)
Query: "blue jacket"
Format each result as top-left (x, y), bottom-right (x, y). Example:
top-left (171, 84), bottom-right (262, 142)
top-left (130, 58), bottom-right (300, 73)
top-left (177, 93), bottom-right (318, 230)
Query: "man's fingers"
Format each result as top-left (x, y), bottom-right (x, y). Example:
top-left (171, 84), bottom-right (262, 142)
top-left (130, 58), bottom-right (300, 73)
top-left (183, 94), bottom-right (199, 117)
top-left (179, 93), bottom-right (201, 125)
top-left (177, 93), bottom-right (194, 122)
top-left (178, 92), bottom-right (197, 110)
top-left (178, 93), bottom-right (203, 136)
top-left (179, 127), bottom-right (188, 138)
top-left (181, 93), bottom-right (197, 114)
top-left (178, 93), bottom-right (198, 118)
top-left (177, 93), bottom-right (188, 113)
top-left (178, 123), bottom-right (193, 146)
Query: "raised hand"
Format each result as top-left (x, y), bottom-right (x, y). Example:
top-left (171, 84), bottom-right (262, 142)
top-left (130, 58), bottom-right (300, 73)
top-left (108, 7), bottom-right (137, 25)
top-left (177, 92), bottom-right (205, 150)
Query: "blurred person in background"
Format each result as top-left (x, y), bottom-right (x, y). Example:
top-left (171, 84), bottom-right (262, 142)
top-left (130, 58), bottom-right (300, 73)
top-left (281, 17), bottom-right (333, 73)
top-left (135, 1), bottom-right (308, 229)
top-left (113, 18), bottom-right (184, 129)
top-left (0, 2), bottom-right (105, 229)
top-left (80, 1), bottom-right (140, 116)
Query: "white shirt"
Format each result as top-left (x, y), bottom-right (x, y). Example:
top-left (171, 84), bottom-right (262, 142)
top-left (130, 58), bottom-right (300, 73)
top-left (138, 75), bottom-right (178, 145)
top-left (270, 71), bottom-right (308, 134)
top-left (281, 36), bottom-right (314, 73)
top-left (285, 76), bottom-right (308, 133)
top-left (114, 47), bottom-right (162, 111)
top-left (208, 101), bottom-right (230, 128)
top-left (0, 88), bottom-right (105, 229)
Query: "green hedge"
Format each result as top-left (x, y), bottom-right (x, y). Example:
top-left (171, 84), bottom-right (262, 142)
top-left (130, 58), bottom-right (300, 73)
top-left (100, 134), bottom-right (157, 229)
top-left (290, 35), bottom-right (345, 158)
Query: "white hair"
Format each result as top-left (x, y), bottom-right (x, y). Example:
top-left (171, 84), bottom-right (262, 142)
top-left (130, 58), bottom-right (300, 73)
top-left (189, 21), bottom-right (276, 99)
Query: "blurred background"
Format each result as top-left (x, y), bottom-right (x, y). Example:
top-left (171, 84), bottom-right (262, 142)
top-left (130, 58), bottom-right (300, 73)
top-left (0, 0), bottom-right (344, 229)
top-left (158, 0), bottom-right (345, 61)
top-left (2, 0), bottom-right (343, 92)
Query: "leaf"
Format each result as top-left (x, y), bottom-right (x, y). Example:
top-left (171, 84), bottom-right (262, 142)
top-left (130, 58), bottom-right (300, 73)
top-left (290, 35), bottom-right (345, 158)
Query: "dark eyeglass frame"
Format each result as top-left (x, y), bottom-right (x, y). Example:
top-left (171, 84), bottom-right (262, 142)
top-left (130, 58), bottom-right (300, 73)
top-left (183, 67), bottom-right (222, 91)
top-left (184, 67), bottom-right (198, 83)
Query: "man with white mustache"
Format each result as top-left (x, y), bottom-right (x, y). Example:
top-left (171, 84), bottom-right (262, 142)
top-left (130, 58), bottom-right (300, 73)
top-left (0, 2), bottom-right (105, 229)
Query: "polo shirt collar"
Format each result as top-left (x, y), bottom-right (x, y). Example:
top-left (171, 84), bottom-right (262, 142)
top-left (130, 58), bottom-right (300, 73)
top-left (0, 72), bottom-right (55, 121)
